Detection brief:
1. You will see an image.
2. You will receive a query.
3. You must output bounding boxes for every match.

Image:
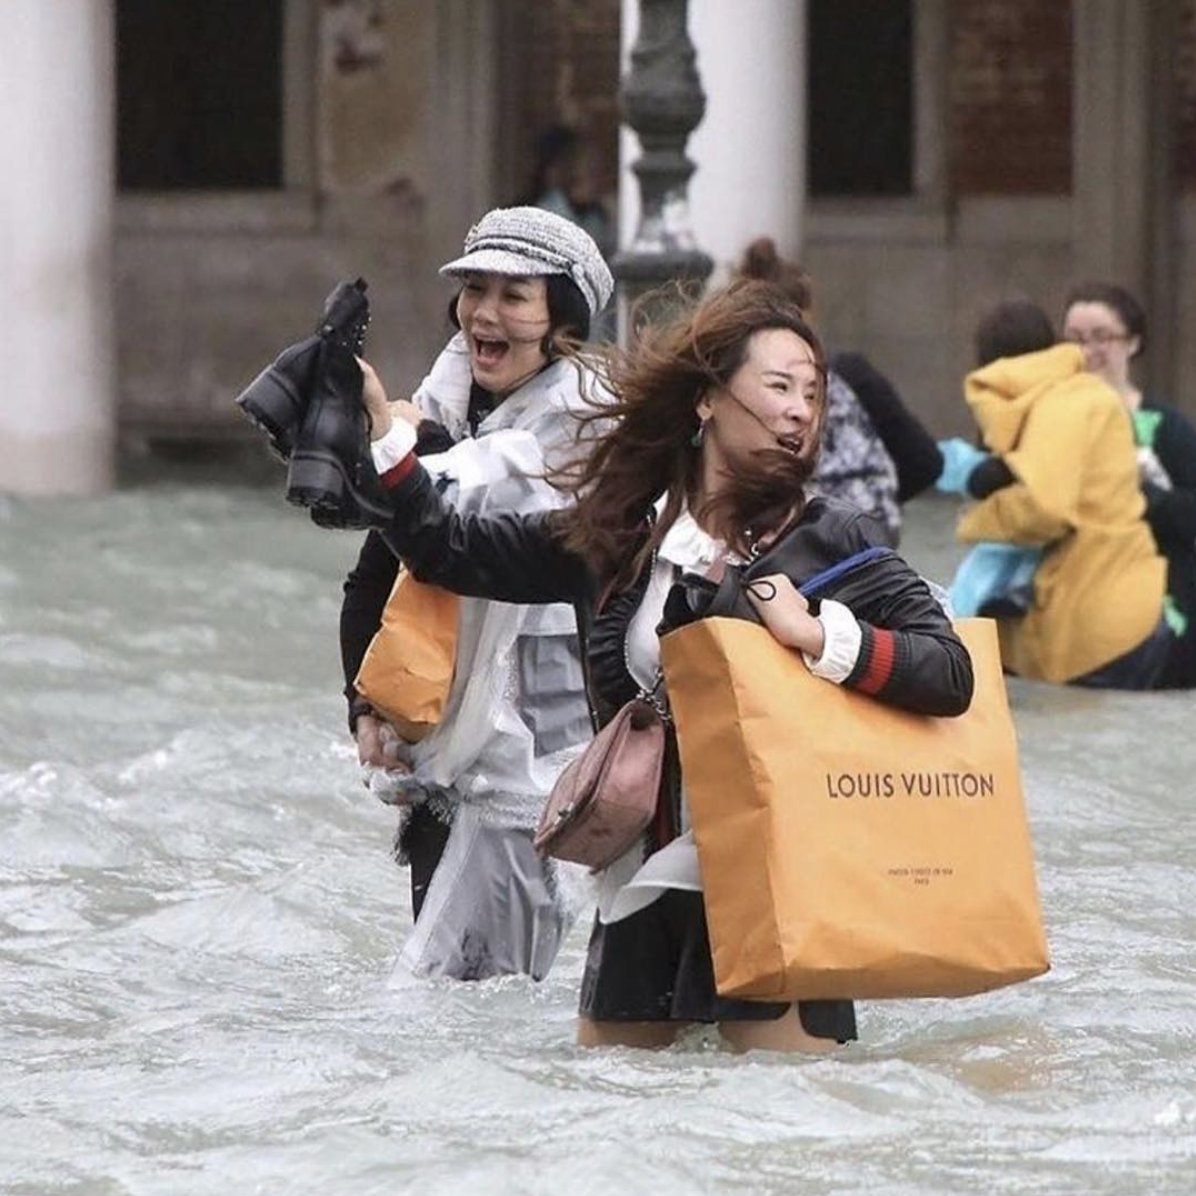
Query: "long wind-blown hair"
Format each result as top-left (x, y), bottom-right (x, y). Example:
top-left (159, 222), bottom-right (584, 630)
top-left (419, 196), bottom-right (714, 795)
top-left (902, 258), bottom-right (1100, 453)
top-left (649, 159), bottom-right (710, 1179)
top-left (554, 279), bottom-right (827, 590)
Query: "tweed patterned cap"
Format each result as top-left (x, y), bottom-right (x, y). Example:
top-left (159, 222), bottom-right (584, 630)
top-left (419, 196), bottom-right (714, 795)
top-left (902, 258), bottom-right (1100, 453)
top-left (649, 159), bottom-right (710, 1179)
top-left (439, 206), bottom-right (614, 316)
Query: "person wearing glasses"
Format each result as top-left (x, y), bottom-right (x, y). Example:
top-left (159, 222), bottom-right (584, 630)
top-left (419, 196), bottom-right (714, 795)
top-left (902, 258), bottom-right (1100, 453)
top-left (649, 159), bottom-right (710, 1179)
top-left (1062, 283), bottom-right (1196, 687)
top-left (940, 299), bottom-right (1174, 689)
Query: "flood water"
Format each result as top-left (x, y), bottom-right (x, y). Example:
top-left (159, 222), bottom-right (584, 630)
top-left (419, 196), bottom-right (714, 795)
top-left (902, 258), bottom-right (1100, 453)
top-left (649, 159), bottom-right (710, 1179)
top-left (1, 476), bottom-right (1194, 1195)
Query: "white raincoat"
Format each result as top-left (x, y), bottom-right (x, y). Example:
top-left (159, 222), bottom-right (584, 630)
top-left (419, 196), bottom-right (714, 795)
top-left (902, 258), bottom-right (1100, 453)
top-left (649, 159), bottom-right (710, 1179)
top-left (378, 334), bottom-right (604, 979)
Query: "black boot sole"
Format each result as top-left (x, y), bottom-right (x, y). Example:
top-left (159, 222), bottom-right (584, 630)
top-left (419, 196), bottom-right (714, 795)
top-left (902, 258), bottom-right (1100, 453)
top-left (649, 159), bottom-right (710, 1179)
top-left (286, 448), bottom-right (393, 530)
top-left (236, 365), bottom-right (307, 461)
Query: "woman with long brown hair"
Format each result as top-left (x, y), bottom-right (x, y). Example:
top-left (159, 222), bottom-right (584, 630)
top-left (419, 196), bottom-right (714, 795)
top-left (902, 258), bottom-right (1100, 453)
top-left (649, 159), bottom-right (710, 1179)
top-left (734, 236), bottom-right (947, 542)
top-left (264, 279), bottom-right (974, 1052)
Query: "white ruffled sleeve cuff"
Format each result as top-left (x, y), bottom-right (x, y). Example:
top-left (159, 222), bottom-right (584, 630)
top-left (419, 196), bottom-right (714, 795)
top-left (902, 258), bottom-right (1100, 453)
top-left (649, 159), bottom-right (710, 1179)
top-left (369, 419), bottom-right (419, 475)
top-left (802, 598), bottom-right (862, 684)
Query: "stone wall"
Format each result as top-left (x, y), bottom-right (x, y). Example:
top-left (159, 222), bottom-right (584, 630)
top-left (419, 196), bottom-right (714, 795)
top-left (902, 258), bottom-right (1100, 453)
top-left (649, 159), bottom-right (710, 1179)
top-left (949, 0), bottom-right (1072, 194)
top-left (115, 0), bottom-right (626, 447)
top-left (497, 0), bottom-right (621, 204)
top-left (113, 0), bottom-right (1196, 449)
top-left (803, 201), bottom-right (1074, 439)
top-left (115, 192), bottom-right (439, 440)
top-left (116, 0), bottom-right (451, 445)
top-left (1179, 0), bottom-right (1196, 189)
top-left (1176, 0), bottom-right (1196, 410)
top-left (805, 0), bottom-right (1196, 437)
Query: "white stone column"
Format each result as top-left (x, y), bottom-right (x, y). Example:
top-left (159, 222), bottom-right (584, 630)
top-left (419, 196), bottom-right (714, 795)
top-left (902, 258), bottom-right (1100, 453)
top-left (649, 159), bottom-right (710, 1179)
top-left (687, 0), bottom-right (805, 276)
top-left (619, 0), bottom-right (806, 279)
top-left (0, 0), bottom-right (115, 495)
top-left (618, 2), bottom-right (638, 256)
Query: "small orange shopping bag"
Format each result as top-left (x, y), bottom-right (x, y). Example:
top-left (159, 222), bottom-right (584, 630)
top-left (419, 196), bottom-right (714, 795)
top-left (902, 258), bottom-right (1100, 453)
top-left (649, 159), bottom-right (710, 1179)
top-left (354, 569), bottom-right (459, 742)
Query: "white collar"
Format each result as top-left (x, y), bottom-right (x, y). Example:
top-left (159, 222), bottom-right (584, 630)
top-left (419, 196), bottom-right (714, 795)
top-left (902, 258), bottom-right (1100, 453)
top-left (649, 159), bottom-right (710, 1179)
top-left (654, 499), bottom-right (726, 572)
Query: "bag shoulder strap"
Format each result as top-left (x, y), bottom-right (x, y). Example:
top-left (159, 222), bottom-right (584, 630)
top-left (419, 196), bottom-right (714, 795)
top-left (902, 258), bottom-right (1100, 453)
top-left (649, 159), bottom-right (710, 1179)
top-left (798, 546), bottom-right (894, 598)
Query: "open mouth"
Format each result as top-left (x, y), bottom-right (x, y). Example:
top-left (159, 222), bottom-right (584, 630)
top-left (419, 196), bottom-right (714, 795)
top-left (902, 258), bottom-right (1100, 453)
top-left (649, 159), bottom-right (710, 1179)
top-left (471, 336), bottom-right (509, 367)
top-left (776, 434), bottom-right (805, 456)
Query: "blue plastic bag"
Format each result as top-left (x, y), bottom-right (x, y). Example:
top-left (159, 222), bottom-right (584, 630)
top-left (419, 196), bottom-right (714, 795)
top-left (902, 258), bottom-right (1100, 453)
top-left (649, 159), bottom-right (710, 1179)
top-left (950, 542), bottom-right (1042, 618)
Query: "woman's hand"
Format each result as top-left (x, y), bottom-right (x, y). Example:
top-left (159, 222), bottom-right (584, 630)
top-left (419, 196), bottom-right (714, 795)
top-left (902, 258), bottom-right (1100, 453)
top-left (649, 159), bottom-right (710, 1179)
top-left (357, 358), bottom-right (393, 442)
top-left (390, 399), bottom-right (422, 428)
top-left (935, 437), bottom-right (989, 496)
top-left (357, 715), bottom-right (418, 807)
top-left (355, 713), bottom-right (410, 771)
top-left (746, 573), bottom-right (825, 659)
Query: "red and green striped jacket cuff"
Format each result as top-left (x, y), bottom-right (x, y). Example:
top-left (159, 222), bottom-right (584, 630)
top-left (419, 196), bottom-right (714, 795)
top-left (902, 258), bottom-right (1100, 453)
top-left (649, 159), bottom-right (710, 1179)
top-left (370, 420), bottom-right (420, 486)
top-left (846, 623), bottom-right (899, 696)
top-left (379, 455), bottom-right (417, 487)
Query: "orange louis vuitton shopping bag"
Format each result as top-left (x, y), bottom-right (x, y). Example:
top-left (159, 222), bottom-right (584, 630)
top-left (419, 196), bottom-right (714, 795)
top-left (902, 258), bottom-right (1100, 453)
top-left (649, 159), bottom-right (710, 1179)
top-left (658, 617), bottom-right (1049, 1002)
top-left (354, 569), bottom-right (459, 742)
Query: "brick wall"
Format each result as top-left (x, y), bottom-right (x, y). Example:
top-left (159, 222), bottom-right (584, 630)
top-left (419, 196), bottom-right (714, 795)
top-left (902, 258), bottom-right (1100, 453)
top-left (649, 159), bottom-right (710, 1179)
top-left (500, 0), bottom-right (621, 204)
top-left (948, 0), bottom-right (1072, 194)
top-left (1179, 0), bottom-right (1196, 189)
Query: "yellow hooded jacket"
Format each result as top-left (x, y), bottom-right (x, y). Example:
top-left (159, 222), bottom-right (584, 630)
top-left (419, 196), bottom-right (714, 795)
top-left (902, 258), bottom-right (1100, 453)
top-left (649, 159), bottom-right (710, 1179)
top-left (958, 343), bottom-right (1165, 683)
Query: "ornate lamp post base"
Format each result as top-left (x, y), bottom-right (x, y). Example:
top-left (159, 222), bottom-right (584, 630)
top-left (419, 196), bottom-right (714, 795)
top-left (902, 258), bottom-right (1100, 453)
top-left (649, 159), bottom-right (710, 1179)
top-left (614, 0), bottom-right (713, 328)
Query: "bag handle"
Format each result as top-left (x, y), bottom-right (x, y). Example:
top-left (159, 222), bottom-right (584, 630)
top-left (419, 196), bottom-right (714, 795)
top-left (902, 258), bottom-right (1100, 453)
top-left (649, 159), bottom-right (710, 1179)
top-left (635, 669), bottom-right (671, 724)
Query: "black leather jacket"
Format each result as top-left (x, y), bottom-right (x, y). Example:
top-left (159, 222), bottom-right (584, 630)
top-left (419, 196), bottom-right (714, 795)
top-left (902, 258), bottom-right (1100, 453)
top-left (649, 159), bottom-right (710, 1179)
top-left (377, 464), bottom-right (974, 728)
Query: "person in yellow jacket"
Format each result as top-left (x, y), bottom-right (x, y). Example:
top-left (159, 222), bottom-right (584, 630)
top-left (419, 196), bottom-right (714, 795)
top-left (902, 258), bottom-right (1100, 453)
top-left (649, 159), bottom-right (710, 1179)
top-left (939, 300), bottom-right (1169, 687)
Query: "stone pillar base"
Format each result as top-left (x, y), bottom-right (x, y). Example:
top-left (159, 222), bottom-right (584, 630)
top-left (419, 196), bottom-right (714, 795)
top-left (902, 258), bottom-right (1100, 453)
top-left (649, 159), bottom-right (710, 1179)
top-left (0, 428), bottom-right (115, 497)
top-left (1, 0), bottom-right (115, 496)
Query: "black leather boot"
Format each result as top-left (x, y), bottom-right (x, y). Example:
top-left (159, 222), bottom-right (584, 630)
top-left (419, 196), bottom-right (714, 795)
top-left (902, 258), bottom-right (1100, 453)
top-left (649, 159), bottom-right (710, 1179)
top-left (235, 278), bottom-right (370, 461)
top-left (305, 416), bottom-right (455, 527)
top-left (235, 335), bottom-right (322, 460)
top-left (284, 343), bottom-right (395, 529)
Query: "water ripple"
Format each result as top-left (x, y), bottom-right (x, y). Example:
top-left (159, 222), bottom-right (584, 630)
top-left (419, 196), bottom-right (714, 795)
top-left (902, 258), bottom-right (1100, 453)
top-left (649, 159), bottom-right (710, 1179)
top-left (1, 490), bottom-right (1194, 1194)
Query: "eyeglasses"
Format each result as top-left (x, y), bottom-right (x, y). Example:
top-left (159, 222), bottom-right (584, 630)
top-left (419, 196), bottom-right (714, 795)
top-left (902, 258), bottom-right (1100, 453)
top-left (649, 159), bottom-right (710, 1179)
top-left (1063, 330), bottom-right (1130, 348)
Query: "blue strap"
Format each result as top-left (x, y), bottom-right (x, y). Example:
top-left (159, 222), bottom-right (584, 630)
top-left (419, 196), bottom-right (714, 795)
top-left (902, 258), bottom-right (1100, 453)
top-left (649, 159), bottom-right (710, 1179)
top-left (796, 546), bottom-right (894, 598)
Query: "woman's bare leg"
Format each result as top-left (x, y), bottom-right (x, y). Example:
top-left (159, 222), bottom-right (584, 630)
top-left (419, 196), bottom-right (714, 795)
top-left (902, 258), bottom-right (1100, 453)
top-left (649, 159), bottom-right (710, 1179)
top-left (717, 1007), bottom-right (842, 1054)
top-left (575, 1017), bottom-right (691, 1049)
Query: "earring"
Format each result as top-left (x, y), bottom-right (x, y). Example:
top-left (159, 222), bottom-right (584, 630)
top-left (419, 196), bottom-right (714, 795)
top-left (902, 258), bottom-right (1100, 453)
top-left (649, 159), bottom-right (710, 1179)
top-left (690, 419), bottom-right (707, 448)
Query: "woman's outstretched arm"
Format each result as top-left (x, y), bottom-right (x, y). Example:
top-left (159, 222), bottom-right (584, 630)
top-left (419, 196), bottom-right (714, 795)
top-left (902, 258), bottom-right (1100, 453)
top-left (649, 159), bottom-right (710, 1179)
top-left (374, 445), bottom-right (591, 606)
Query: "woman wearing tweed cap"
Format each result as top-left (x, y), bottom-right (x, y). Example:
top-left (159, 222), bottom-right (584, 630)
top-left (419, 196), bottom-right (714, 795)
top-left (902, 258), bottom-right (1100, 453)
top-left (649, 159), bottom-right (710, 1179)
top-left (341, 207), bottom-right (613, 982)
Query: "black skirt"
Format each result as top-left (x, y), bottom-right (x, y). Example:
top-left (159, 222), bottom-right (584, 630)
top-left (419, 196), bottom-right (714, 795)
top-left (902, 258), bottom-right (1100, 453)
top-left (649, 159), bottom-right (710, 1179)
top-left (578, 888), bottom-right (857, 1041)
